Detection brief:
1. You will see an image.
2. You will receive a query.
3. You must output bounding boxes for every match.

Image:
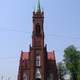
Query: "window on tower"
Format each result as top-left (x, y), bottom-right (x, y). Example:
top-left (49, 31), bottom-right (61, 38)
top-left (36, 23), bottom-right (41, 36)
top-left (36, 55), bottom-right (40, 67)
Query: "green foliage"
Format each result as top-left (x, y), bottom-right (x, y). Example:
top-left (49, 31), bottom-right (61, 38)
top-left (58, 62), bottom-right (66, 80)
top-left (64, 45), bottom-right (80, 80)
top-left (77, 63), bottom-right (80, 80)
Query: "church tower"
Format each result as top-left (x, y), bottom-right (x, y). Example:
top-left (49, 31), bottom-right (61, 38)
top-left (29, 0), bottom-right (46, 80)
top-left (18, 0), bottom-right (58, 80)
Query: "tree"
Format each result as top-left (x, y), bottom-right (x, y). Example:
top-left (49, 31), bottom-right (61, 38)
top-left (57, 62), bottom-right (66, 80)
top-left (64, 45), bottom-right (80, 80)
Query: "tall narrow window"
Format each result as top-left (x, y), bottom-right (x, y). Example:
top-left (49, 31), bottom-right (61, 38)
top-left (36, 55), bottom-right (40, 67)
top-left (49, 73), bottom-right (53, 80)
top-left (23, 72), bottom-right (28, 80)
top-left (36, 23), bottom-right (41, 36)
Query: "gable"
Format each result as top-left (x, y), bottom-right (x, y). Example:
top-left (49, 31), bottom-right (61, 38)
top-left (21, 51), bottom-right (55, 61)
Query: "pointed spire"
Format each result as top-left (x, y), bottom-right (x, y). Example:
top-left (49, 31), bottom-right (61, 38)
top-left (35, 0), bottom-right (41, 13)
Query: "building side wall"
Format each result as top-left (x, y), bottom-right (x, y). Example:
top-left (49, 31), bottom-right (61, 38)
top-left (47, 60), bottom-right (58, 80)
top-left (18, 55), bottom-right (29, 80)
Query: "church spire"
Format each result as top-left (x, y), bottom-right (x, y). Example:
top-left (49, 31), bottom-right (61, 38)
top-left (35, 0), bottom-right (41, 13)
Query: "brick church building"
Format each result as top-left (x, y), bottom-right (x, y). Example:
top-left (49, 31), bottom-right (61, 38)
top-left (18, 0), bottom-right (58, 80)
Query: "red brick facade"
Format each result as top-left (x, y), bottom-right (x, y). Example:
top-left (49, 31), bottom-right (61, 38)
top-left (18, 8), bottom-right (58, 80)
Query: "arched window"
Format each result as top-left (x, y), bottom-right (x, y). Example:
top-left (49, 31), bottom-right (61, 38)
top-left (36, 23), bottom-right (41, 35)
top-left (35, 68), bottom-right (41, 79)
top-left (23, 72), bottom-right (28, 80)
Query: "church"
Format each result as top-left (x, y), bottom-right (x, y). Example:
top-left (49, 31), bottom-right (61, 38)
top-left (18, 0), bottom-right (58, 80)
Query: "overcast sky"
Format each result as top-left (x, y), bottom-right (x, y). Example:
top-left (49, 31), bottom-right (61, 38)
top-left (0, 0), bottom-right (80, 80)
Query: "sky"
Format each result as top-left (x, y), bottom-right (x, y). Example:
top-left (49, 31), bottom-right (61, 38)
top-left (0, 0), bottom-right (80, 80)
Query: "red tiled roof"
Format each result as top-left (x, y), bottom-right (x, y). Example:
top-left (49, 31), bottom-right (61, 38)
top-left (21, 52), bottom-right (29, 60)
top-left (21, 51), bottom-right (55, 60)
top-left (48, 52), bottom-right (55, 60)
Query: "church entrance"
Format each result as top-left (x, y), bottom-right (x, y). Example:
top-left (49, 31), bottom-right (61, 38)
top-left (35, 78), bottom-right (41, 80)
